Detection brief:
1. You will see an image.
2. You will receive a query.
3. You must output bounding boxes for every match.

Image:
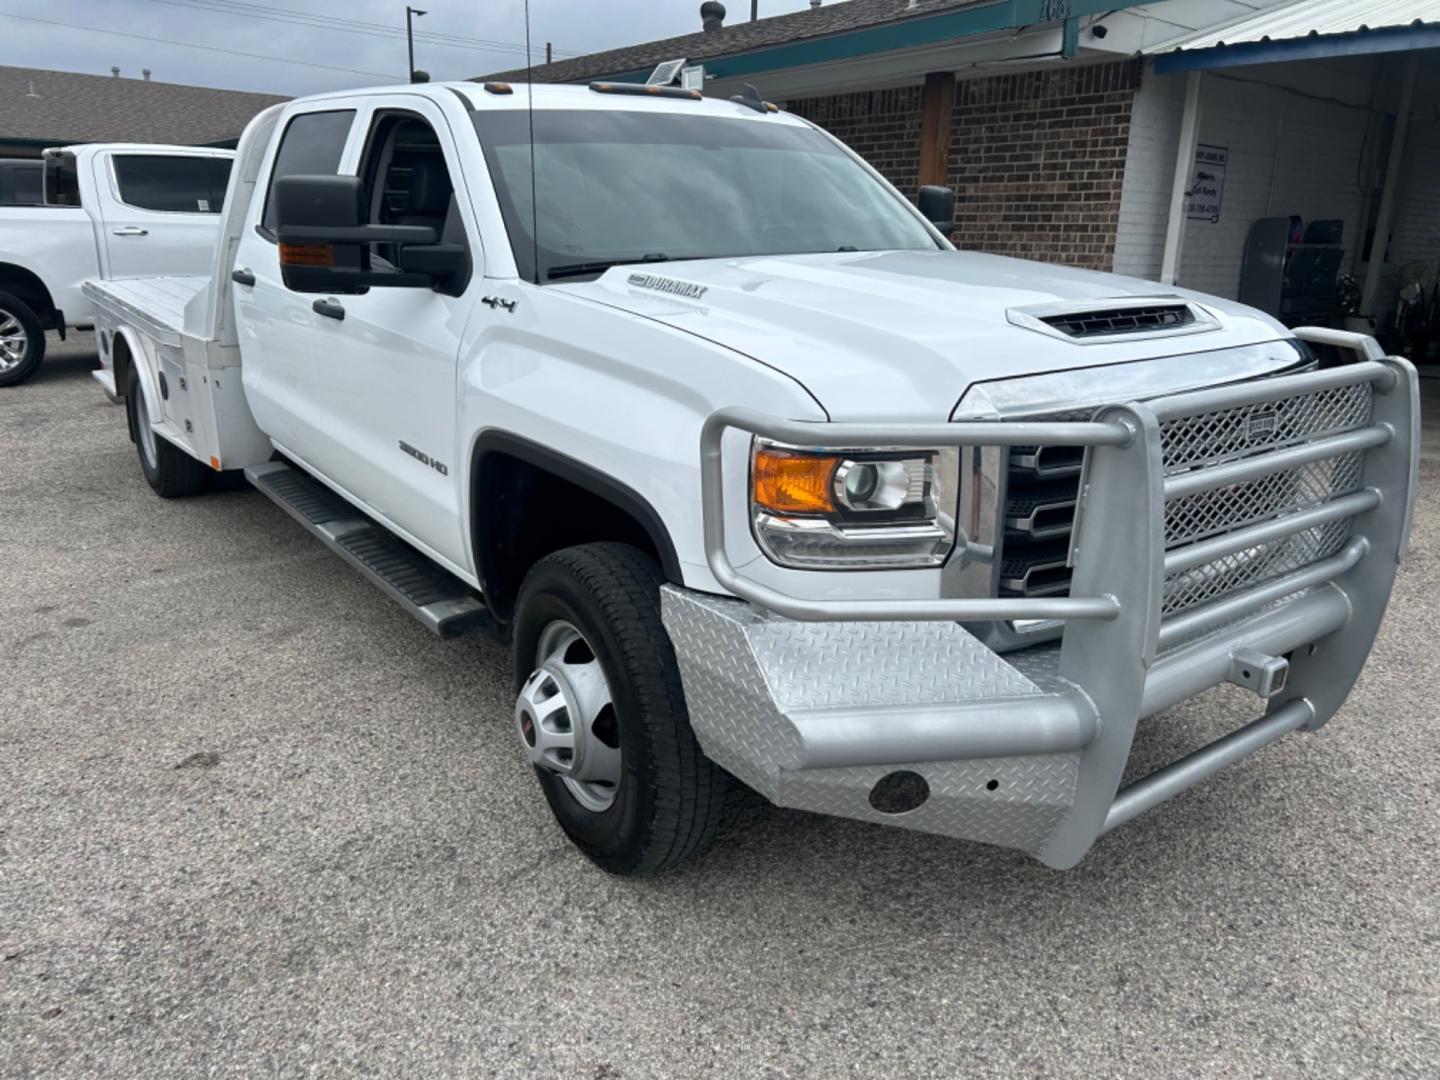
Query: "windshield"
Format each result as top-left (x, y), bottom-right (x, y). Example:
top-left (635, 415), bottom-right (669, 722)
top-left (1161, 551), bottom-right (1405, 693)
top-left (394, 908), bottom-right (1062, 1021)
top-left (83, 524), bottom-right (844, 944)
top-left (472, 108), bottom-right (939, 283)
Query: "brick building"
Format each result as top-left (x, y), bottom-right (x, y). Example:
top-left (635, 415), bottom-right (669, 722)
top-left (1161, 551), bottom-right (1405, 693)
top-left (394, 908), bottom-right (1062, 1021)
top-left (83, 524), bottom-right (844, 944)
top-left (490, 0), bottom-right (1440, 341)
top-left (787, 60), bottom-right (1143, 270)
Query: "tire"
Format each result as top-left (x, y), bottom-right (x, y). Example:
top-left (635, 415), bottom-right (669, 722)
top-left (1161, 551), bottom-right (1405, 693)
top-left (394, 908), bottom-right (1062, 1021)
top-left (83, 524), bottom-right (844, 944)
top-left (0, 290), bottom-right (46, 387)
top-left (513, 543), bottom-right (729, 875)
top-left (125, 366), bottom-right (209, 498)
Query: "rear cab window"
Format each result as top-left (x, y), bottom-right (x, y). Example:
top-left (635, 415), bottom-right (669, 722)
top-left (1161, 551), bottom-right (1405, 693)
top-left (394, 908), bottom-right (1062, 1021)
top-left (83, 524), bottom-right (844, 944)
top-left (259, 109), bottom-right (356, 238)
top-left (111, 155), bottom-right (232, 214)
top-left (43, 152), bottom-right (82, 207)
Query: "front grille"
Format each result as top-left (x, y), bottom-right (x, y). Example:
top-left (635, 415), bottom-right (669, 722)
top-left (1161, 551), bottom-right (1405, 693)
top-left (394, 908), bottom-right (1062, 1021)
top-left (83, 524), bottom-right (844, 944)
top-left (996, 381), bottom-right (1375, 623)
top-left (1039, 304), bottom-right (1194, 339)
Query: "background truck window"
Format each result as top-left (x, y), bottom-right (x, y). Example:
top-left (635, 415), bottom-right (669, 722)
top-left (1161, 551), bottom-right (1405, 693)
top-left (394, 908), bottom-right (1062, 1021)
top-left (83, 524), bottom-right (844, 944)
top-left (0, 161), bottom-right (43, 206)
top-left (112, 155), bottom-right (233, 214)
top-left (260, 109), bottom-right (356, 235)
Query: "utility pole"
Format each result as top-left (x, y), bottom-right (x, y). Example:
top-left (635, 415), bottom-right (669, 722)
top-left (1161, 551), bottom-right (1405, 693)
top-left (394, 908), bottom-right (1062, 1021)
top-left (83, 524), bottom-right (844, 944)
top-left (751, 1), bottom-right (758, 20)
top-left (405, 6), bottom-right (427, 83)
top-left (546, 41), bottom-right (553, 64)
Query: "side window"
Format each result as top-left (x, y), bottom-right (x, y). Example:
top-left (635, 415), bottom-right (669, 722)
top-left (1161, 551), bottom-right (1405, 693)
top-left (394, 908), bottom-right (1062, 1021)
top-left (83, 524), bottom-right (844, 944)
top-left (358, 112), bottom-right (464, 270)
top-left (0, 163), bottom-right (43, 206)
top-left (261, 109), bottom-right (356, 236)
top-left (112, 155), bottom-right (223, 214)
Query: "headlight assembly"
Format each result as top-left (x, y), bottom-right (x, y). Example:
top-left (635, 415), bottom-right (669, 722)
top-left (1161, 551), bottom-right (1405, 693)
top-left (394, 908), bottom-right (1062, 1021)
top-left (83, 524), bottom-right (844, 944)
top-left (750, 440), bottom-right (958, 569)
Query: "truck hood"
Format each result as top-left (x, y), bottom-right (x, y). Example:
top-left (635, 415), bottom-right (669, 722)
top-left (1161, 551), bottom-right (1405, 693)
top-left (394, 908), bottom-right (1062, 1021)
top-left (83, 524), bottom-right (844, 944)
top-left (559, 250), bottom-right (1294, 421)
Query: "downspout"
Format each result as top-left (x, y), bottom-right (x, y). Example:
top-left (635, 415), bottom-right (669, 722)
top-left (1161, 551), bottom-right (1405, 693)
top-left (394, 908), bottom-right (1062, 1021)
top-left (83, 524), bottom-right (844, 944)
top-left (1160, 69), bottom-right (1203, 286)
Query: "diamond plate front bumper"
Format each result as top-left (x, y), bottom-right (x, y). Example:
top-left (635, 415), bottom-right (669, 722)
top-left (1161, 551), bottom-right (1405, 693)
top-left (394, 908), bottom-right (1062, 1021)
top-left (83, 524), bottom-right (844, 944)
top-left (672, 341), bottom-right (1418, 868)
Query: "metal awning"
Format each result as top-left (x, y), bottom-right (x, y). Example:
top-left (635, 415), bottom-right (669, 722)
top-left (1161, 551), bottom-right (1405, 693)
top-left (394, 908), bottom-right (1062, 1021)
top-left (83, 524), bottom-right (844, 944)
top-left (1150, 0), bottom-right (1440, 72)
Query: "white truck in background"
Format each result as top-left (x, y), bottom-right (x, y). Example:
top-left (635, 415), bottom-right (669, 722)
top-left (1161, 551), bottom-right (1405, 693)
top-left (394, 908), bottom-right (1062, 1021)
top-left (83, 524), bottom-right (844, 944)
top-left (0, 144), bottom-right (232, 386)
top-left (84, 82), bottom-right (1416, 877)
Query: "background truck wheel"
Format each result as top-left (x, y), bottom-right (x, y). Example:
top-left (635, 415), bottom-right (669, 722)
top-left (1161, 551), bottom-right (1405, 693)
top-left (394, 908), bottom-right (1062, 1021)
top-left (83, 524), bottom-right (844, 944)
top-left (0, 291), bottom-right (46, 387)
top-left (125, 367), bottom-right (209, 498)
top-left (513, 543), bottom-right (729, 875)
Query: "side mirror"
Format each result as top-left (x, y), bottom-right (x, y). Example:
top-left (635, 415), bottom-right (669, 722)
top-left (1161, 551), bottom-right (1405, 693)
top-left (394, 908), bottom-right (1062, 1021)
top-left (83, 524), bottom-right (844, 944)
top-left (918, 185), bottom-right (955, 238)
top-left (272, 174), bottom-right (440, 293)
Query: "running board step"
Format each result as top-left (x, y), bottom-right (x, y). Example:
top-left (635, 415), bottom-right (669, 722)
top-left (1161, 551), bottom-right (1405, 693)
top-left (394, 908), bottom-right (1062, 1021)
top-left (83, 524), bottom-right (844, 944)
top-left (245, 460), bottom-right (488, 638)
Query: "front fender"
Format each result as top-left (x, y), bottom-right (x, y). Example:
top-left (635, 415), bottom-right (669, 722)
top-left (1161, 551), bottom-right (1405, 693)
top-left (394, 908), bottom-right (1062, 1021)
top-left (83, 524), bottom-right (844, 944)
top-left (456, 285), bottom-right (826, 594)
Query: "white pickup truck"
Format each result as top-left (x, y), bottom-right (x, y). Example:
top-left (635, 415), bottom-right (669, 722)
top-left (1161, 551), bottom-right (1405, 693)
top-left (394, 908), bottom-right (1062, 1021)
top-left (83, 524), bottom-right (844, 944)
top-left (0, 143), bottom-right (232, 385)
top-left (86, 81), bottom-right (1418, 876)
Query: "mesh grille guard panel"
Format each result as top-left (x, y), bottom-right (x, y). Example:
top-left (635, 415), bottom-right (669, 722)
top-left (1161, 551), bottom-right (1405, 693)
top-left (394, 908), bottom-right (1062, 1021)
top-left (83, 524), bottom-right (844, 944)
top-left (997, 380), bottom-right (1377, 624)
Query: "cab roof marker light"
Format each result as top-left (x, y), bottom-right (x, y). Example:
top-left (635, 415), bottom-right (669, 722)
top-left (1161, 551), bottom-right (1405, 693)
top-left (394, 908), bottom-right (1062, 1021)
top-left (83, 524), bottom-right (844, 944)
top-left (483, 82), bottom-right (513, 95)
top-left (588, 81), bottom-right (702, 101)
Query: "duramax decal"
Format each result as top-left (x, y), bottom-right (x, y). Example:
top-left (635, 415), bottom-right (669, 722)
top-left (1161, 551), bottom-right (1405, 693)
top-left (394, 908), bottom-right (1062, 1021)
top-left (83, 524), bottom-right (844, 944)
top-left (627, 273), bottom-right (708, 301)
top-left (399, 440), bottom-right (449, 476)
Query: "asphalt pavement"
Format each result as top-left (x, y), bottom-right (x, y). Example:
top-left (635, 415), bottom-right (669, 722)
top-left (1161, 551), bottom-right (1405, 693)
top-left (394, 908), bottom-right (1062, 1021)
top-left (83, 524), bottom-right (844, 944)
top-left (2, 336), bottom-right (1438, 1078)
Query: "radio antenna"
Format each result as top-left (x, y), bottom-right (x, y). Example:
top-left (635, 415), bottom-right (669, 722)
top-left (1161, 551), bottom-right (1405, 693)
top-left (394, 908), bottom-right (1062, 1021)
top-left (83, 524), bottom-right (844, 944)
top-left (524, 0), bottom-right (539, 284)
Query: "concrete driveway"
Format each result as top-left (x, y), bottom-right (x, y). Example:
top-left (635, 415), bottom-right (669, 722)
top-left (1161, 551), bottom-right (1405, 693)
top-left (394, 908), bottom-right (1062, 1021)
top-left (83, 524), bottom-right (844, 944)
top-left (2, 337), bottom-right (1438, 1078)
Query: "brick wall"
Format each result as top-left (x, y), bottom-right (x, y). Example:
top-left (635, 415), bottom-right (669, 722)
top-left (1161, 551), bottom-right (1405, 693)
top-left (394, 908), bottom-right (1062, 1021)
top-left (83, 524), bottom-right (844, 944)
top-left (948, 61), bottom-right (1141, 270)
top-left (787, 86), bottom-right (923, 198)
top-left (788, 61), bottom-right (1142, 271)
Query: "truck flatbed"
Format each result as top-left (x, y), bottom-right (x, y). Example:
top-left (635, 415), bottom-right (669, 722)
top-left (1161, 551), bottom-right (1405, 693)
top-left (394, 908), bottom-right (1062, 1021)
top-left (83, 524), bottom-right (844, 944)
top-left (84, 276), bottom-right (208, 348)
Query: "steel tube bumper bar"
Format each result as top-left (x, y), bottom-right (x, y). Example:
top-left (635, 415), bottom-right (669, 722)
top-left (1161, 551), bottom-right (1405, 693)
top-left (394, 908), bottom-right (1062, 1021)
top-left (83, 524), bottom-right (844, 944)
top-left (789, 694), bottom-right (1097, 770)
top-left (1164, 425), bottom-right (1391, 499)
top-left (1103, 699), bottom-right (1315, 834)
top-left (1163, 489), bottom-right (1380, 575)
top-left (1140, 585), bottom-right (1351, 716)
top-left (1157, 537), bottom-right (1368, 648)
top-left (1146, 358), bottom-right (1396, 421)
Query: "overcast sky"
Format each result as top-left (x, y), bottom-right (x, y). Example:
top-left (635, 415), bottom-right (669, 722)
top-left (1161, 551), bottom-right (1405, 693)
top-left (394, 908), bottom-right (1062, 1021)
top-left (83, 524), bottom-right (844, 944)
top-left (1, 0), bottom-right (821, 95)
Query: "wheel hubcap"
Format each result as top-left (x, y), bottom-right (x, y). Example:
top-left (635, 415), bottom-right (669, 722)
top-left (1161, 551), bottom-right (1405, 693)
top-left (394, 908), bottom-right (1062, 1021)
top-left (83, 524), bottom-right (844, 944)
top-left (135, 389), bottom-right (158, 469)
top-left (0, 309), bottom-right (28, 373)
top-left (516, 620), bottom-right (621, 812)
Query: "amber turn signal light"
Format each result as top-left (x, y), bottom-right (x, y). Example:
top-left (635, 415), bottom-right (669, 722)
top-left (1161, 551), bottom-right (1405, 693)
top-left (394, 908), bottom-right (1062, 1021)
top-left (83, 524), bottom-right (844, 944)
top-left (753, 447), bottom-right (840, 514)
top-left (279, 242), bottom-right (334, 267)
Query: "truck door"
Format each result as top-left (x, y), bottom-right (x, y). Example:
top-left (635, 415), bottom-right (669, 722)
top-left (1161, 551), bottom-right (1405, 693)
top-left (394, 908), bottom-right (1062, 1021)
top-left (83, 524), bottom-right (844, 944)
top-left (231, 106), bottom-right (360, 463)
top-left (290, 98), bottom-right (478, 570)
top-left (94, 152), bottom-right (233, 279)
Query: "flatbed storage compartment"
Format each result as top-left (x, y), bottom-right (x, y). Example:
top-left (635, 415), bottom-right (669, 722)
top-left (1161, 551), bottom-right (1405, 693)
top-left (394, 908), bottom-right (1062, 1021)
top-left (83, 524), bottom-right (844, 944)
top-left (86, 275), bottom-right (271, 472)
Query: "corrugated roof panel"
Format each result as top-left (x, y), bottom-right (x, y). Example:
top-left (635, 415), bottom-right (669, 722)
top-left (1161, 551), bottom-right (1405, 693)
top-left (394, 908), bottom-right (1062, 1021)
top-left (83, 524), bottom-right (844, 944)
top-left (1149, 0), bottom-right (1440, 53)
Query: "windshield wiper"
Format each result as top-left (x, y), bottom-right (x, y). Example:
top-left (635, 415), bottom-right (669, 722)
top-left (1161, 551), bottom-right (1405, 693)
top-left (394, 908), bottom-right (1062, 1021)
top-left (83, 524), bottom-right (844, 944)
top-left (547, 253), bottom-right (670, 280)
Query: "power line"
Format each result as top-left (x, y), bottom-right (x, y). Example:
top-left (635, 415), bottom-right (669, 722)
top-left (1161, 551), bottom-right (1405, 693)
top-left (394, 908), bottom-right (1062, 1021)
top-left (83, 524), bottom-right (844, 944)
top-left (139, 0), bottom-right (578, 58)
top-left (0, 10), bottom-right (404, 80)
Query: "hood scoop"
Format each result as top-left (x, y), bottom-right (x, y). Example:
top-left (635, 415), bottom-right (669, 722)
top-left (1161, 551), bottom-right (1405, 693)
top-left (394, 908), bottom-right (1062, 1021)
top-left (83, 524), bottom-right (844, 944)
top-left (1008, 296), bottom-right (1220, 345)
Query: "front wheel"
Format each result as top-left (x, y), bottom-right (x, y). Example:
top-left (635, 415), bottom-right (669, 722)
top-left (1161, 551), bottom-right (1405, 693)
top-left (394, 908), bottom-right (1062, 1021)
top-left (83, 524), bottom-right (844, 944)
top-left (512, 543), bottom-right (729, 875)
top-left (0, 291), bottom-right (46, 387)
top-left (125, 367), bottom-right (209, 498)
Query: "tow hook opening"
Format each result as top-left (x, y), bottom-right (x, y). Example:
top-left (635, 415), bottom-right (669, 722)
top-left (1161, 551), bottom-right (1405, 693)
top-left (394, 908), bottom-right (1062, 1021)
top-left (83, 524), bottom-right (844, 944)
top-left (1227, 649), bottom-right (1290, 700)
top-left (869, 771), bottom-right (930, 814)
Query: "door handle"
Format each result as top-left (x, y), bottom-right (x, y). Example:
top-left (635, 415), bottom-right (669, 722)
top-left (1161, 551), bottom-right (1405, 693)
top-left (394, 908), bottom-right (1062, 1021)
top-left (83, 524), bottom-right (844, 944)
top-left (312, 298), bottom-right (345, 321)
top-left (231, 268), bottom-right (256, 287)
top-left (111, 226), bottom-right (148, 236)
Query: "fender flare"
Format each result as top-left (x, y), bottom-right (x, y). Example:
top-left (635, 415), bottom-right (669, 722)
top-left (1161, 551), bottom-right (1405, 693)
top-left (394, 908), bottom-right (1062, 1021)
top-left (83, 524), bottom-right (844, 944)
top-left (0, 260), bottom-right (59, 321)
top-left (467, 429), bottom-right (684, 588)
top-left (111, 326), bottom-right (162, 431)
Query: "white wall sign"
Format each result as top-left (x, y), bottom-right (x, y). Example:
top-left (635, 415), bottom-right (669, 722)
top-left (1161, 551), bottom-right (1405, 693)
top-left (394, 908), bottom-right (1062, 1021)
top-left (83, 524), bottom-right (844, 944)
top-left (1186, 144), bottom-right (1227, 223)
